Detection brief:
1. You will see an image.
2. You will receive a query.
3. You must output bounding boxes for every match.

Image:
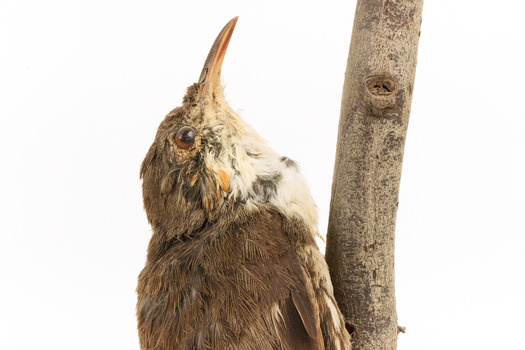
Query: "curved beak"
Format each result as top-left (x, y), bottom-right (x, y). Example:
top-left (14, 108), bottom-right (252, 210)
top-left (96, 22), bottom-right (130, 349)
top-left (198, 17), bottom-right (238, 104)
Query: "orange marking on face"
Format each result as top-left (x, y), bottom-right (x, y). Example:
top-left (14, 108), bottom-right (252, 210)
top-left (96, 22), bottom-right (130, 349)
top-left (215, 168), bottom-right (231, 193)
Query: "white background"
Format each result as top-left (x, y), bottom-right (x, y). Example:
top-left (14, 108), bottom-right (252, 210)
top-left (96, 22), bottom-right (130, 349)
top-left (1, 0), bottom-right (524, 349)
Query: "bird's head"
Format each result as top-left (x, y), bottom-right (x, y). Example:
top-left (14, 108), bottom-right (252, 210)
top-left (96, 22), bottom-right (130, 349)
top-left (141, 17), bottom-right (318, 238)
top-left (140, 18), bottom-right (262, 235)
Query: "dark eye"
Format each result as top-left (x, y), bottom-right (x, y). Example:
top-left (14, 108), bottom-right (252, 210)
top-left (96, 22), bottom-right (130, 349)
top-left (175, 126), bottom-right (197, 149)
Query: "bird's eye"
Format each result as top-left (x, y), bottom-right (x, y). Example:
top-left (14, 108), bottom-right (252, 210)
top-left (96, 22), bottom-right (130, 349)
top-left (175, 126), bottom-right (197, 149)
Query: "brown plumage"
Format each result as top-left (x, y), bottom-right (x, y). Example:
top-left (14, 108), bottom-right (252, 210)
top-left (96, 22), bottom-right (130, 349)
top-left (137, 17), bottom-right (351, 350)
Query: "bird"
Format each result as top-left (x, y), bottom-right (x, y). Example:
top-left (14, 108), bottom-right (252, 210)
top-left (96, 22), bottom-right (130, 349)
top-left (136, 17), bottom-right (352, 350)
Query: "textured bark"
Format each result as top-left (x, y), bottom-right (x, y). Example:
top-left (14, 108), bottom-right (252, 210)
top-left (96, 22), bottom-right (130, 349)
top-left (325, 1), bottom-right (423, 349)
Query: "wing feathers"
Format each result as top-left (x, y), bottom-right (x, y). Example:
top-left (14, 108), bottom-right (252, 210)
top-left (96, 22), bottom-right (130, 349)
top-left (273, 293), bottom-right (324, 350)
top-left (272, 249), bottom-right (324, 350)
top-left (291, 288), bottom-right (322, 342)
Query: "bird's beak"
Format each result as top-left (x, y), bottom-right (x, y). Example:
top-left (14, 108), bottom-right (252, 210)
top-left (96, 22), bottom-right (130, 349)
top-left (198, 17), bottom-right (238, 104)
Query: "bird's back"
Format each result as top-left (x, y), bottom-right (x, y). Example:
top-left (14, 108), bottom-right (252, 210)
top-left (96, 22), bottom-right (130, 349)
top-left (137, 209), bottom-right (325, 350)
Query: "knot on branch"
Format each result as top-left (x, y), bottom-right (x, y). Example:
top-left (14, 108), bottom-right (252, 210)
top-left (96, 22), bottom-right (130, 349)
top-left (364, 74), bottom-right (400, 117)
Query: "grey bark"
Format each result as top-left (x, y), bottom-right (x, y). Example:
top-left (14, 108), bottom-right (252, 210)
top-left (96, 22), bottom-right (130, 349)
top-left (325, 1), bottom-right (423, 350)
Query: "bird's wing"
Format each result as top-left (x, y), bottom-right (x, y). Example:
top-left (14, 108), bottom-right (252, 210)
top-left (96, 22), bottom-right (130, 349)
top-left (273, 289), bottom-right (325, 350)
top-left (271, 247), bottom-right (325, 350)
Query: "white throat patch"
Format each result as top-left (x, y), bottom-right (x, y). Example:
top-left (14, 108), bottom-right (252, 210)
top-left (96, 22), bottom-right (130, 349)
top-left (201, 94), bottom-right (319, 235)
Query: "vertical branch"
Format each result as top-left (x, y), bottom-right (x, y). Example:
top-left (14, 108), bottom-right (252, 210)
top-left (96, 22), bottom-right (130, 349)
top-left (325, 1), bottom-right (423, 349)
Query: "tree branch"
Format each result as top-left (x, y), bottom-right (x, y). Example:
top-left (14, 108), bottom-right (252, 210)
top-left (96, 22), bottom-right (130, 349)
top-left (325, 1), bottom-right (423, 349)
